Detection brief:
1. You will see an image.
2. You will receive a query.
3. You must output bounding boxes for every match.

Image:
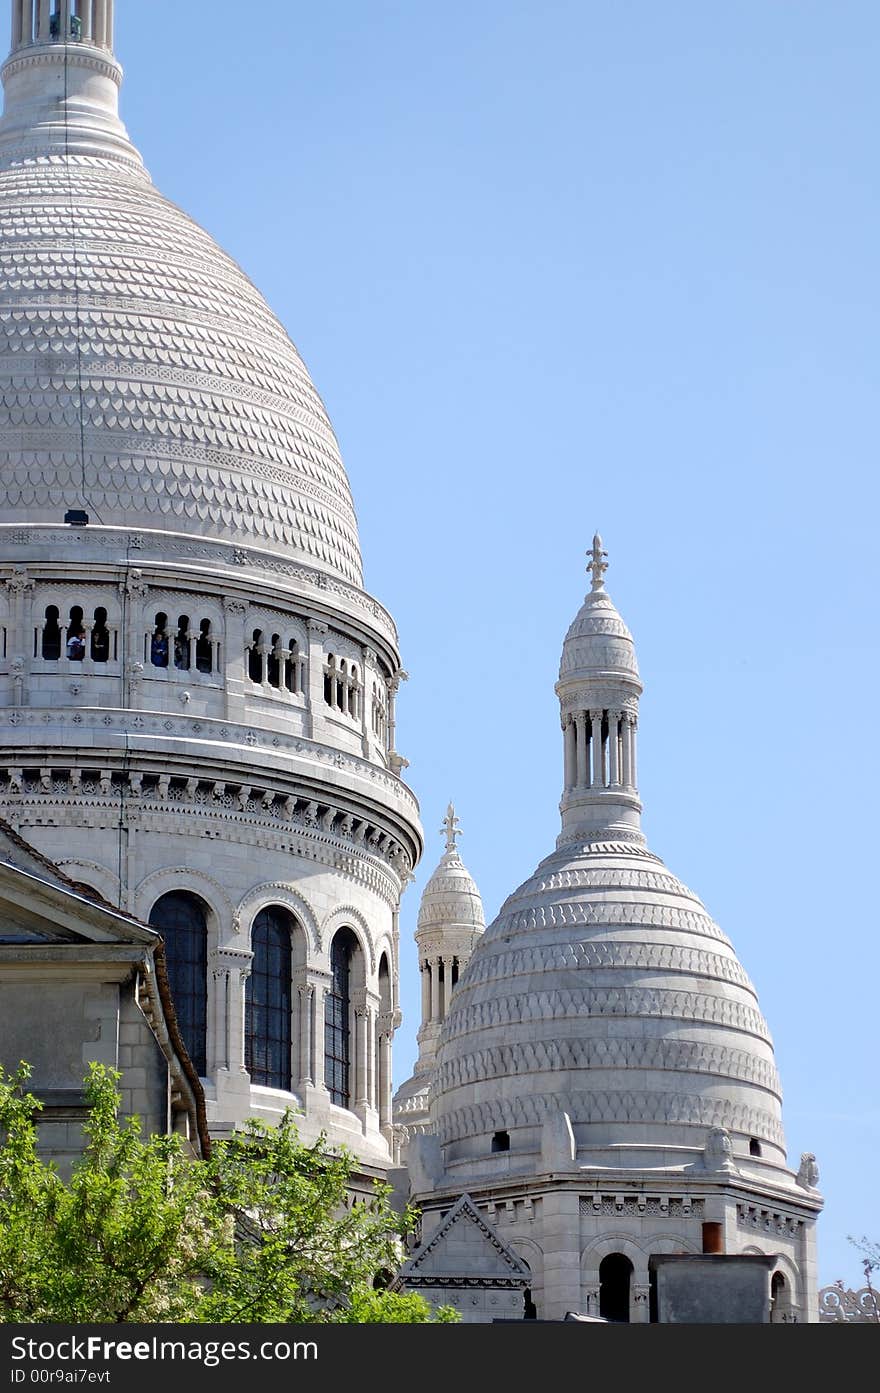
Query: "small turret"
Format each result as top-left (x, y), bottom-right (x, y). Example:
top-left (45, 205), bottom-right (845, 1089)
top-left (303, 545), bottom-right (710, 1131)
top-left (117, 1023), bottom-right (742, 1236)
top-left (556, 534), bottom-right (643, 845)
top-left (392, 804), bottom-right (485, 1156)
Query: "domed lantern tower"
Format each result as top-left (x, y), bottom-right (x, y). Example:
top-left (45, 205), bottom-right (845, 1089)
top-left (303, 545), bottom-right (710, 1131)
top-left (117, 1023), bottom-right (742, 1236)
top-left (0, 2), bottom-right (421, 1176)
top-left (413, 539), bottom-right (823, 1321)
top-left (393, 803), bottom-right (485, 1157)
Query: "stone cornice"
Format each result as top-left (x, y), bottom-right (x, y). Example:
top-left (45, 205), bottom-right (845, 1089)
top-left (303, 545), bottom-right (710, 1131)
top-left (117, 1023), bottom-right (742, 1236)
top-left (1, 47), bottom-right (122, 87)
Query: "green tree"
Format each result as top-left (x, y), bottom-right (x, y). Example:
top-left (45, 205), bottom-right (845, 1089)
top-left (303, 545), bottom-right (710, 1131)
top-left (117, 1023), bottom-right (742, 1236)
top-left (0, 1062), bottom-right (456, 1324)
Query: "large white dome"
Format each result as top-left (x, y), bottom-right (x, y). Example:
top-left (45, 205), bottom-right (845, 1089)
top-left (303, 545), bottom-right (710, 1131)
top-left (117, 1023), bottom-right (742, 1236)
top-left (0, 41), bottom-right (362, 586)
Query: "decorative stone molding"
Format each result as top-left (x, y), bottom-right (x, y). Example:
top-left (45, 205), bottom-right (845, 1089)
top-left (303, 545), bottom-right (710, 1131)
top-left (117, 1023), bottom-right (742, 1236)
top-left (436, 1037), bottom-right (781, 1096)
top-left (445, 986), bottom-right (771, 1042)
top-left (233, 882), bottom-right (321, 955)
top-left (460, 940), bottom-right (754, 992)
top-left (818, 1285), bottom-right (880, 1323)
top-left (496, 898), bottom-right (732, 944)
top-left (736, 1203), bottom-right (805, 1238)
top-left (579, 1195), bottom-right (703, 1219)
top-left (437, 1092), bottom-right (785, 1149)
top-left (320, 904), bottom-right (375, 973)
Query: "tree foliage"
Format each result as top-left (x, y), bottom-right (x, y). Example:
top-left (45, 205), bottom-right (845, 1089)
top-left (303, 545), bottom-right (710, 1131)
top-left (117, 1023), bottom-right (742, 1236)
top-left (0, 1062), bottom-right (456, 1324)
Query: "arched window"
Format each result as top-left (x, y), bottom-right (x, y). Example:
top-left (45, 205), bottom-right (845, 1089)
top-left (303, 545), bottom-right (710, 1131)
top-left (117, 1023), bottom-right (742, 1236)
top-left (66, 605), bottom-right (85, 661)
top-left (148, 891), bottom-right (208, 1076)
top-left (174, 615), bottom-right (191, 670)
top-left (248, 629), bottom-right (263, 684)
top-left (749, 1137), bottom-right (762, 1157)
top-left (267, 634), bottom-right (282, 689)
top-left (195, 619), bottom-right (212, 673)
top-left (325, 928), bottom-right (357, 1107)
top-left (91, 606), bottom-right (110, 663)
top-left (245, 906), bottom-right (293, 1090)
top-left (285, 640), bottom-right (299, 693)
top-left (770, 1271), bottom-right (792, 1323)
top-left (599, 1253), bottom-right (633, 1323)
top-left (42, 605), bottom-right (61, 660)
top-left (150, 612), bottom-right (169, 668)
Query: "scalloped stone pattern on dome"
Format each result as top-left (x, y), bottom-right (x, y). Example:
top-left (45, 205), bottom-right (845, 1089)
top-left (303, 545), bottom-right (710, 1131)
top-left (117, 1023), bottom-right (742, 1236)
top-left (434, 840), bottom-right (787, 1165)
top-left (0, 156), bottom-right (363, 585)
top-left (559, 590), bottom-right (640, 680)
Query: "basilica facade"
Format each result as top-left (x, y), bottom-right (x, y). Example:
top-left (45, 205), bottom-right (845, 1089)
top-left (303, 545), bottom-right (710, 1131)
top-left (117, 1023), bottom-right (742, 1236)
top-left (0, 2), bottom-right (821, 1320)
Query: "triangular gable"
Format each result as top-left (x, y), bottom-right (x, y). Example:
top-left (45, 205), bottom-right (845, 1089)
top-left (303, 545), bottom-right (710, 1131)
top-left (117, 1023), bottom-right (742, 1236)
top-left (398, 1194), bottom-right (530, 1285)
top-left (0, 859), bottom-right (157, 947)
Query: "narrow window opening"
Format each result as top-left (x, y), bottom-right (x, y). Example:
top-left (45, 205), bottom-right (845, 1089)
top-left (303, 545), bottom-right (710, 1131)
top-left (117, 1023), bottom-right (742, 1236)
top-left (749, 1137), bottom-right (762, 1157)
top-left (325, 929), bottom-right (356, 1107)
top-left (174, 615), bottom-right (191, 670)
top-left (66, 605), bottom-right (85, 661)
top-left (285, 640), bottom-right (297, 692)
top-left (491, 1130), bottom-right (510, 1153)
top-left (150, 613), bottom-right (169, 668)
top-left (195, 619), bottom-right (212, 673)
top-left (599, 1253), bottom-right (633, 1323)
top-left (90, 607), bottom-right (110, 663)
top-left (42, 606), bottom-right (61, 660)
top-left (245, 906), bottom-right (293, 1090)
top-left (248, 629), bottom-right (263, 684)
top-left (267, 633), bottom-right (281, 688)
top-left (148, 892), bottom-right (208, 1076)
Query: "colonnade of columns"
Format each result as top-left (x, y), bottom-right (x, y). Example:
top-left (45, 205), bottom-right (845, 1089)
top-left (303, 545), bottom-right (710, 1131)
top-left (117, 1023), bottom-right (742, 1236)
top-left (13, 0), bottom-right (114, 50)
top-left (563, 706), bottom-right (638, 792)
top-left (208, 952), bottom-right (392, 1128)
top-left (420, 955), bottom-right (459, 1024)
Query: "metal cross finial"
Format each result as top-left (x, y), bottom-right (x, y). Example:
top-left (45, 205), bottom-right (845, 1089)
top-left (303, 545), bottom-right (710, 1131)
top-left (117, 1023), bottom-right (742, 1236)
top-left (587, 532), bottom-right (608, 592)
top-left (442, 802), bottom-right (461, 851)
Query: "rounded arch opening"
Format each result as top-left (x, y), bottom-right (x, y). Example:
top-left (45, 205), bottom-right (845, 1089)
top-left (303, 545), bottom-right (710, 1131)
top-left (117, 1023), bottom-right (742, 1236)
top-left (148, 890), bottom-right (209, 1076)
top-left (599, 1253), bottom-right (633, 1323)
top-left (325, 926), bottom-right (361, 1109)
top-left (245, 905), bottom-right (304, 1092)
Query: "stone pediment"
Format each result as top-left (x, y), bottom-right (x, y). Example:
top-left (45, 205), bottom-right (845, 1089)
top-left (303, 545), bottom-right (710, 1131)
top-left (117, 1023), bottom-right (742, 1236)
top-left (398, 1194), bottom-right (530, 1288)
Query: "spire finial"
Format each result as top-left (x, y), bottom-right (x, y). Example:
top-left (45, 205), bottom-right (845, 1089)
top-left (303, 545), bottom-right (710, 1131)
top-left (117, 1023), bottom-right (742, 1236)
top-left (587, 533), bottom-right (608, 592)
top-left (441, 802), bottom-right (462, 852)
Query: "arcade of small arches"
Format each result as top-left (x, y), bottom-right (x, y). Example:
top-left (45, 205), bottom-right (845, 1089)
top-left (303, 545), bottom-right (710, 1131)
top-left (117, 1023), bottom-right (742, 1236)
top-left (0, 582), bottom-right (399, 738)
top-left (146, 888), bottom-right (396, 1129)
top-left (578, 1242), bottom-right (799, 1324)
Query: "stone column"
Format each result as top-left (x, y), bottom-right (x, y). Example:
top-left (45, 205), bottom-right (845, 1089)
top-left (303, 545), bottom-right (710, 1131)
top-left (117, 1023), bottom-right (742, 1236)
top-left (297, 981), bottom-right (313, 1088)
top-left (378, 1024), bottom-right (392, 1132)
top-left (93, 0), bottom-right (107, 47)
top-left (354, 1006), bottom-right (369, 1108)
top-left (212, 948), bottom-right (253, 1075)
top-left (221, 597), bottom-right (247, 722)
top-left (361, 647), bottom-right (375, 756)
top-left (608, 711), bottom-right (620, 785)
top-left (79, 0), bottom-right (93, 41)
top-left (38, 0), bottom-right (50, 42)
top-left (575, 712), bottom-right (588, 788)
top-left (312, 986), bottom-right (329, 1093)
top-left (630, 715), bottom-right (638, 790)
top-left (209, 952), bottom-right (228, 1073)
top-left (420, 960), bottom-right (430, 1026)
top-left (12, 2), bottom-right (22, 50)
top-left (563, 716), bottom-right (576, 789)
top-left (306, 619), bottom-right (328, 741)
top-left (430, 957), bottom-right (442, 1021)
top-left (590, 709), bottom-right (604, 788)
top-left (621, 711), bottom-right (633, 788)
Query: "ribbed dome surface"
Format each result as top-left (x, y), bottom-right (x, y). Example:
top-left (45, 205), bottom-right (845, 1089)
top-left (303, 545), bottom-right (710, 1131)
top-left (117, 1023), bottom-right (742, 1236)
top-left (434, 837), bottom-right (786, 1168)
top-left (417, 846), bottom-right (486, 936)
top-left (559, 589), bottom-right (640, 681)
top-left (0, 154), bottom-right (363, 584)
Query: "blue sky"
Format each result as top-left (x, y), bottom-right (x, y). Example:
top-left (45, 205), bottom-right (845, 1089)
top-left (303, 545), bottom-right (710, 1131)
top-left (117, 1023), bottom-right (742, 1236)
top-left (116, 2), bottom-right (879, 1290)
